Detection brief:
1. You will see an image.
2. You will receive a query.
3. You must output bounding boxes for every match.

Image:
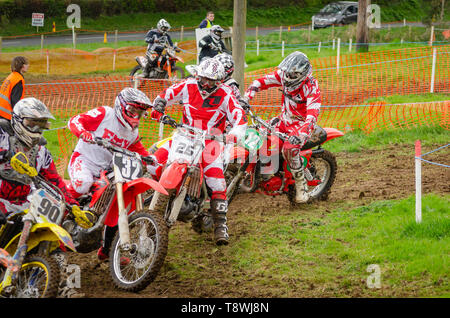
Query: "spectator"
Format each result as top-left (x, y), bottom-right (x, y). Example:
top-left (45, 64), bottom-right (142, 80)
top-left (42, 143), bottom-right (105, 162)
top-left (0, 56), bottom-right (29, 120)
top-left (199, 11), bottom-right (215, 29)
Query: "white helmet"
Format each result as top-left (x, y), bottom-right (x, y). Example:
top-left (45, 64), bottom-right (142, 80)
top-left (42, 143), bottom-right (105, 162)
top-left (214, 53), bottom-right (234, 81)
top-left (114, 87), bottom-right (152, 130)
top-left (278, 51), bottom-right (312, 91)
top-left (157, 19), bottom-right (171, 34)
top-left (210, 25), bottom-right (224, 42)
top-left (11, 97), bottom-right (55, 148)
top-left (196, 58), bottom-right (225, 97)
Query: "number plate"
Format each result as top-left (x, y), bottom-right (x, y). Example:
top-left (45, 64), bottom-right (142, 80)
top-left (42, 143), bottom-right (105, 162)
top-left (113, 153), bottom-right (143, 183)
top-left (168, 133), bottom-right (199, 164)
top-left (30, 189), bottom-right (64, 225)
top-left (243, 128), bottom-right (263, 151)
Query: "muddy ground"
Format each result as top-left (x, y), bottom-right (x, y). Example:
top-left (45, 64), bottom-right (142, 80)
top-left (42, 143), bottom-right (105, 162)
top-left (67, 143), bottom-right (450, 298)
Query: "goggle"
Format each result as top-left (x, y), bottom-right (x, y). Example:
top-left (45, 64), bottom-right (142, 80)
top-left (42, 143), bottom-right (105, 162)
top-left (23, 118), bottom-right (50, 132)
top-left (198, 76), bottom-right (217, 89)
top-left (124, 103), bottom-right (148, 119)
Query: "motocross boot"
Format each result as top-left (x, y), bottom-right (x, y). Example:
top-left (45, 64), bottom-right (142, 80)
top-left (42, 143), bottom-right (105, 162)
top-left (210, 199), bottom-right (229, 246)
top-left (291, 168), bottom-right (310, 203)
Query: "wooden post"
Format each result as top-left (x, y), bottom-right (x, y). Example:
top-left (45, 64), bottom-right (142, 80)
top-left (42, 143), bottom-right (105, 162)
top-left (180, 25), bottom-right (184, 42)
top-left (114, 30), bottom-right (118, 48)
top-left (279, 25), bottom-right (282, 41)
top-left (232, 0), bottom-right (247, 95)
top-left (356, 0), bottom-right (370, 52)
top-left (46, 49), bottom-right (50, 74)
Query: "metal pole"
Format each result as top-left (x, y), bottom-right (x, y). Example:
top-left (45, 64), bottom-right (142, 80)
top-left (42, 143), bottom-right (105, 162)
top-left (415, 140), bottom-right (422, 223)
top-left (430, 48), bottom-right (437, 93)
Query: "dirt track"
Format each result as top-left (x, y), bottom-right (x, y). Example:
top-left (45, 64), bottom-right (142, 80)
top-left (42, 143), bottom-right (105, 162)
top-left (67, 143), bottom-right (449, 298)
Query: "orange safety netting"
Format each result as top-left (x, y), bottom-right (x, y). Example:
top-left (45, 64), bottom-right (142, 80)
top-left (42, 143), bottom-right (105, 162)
top-left (18, 45), bottom-right (450, 175)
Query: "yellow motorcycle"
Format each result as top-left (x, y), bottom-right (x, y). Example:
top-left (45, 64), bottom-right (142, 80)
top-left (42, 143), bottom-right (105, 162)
top-left (0, 152), bottom-right (91, 298)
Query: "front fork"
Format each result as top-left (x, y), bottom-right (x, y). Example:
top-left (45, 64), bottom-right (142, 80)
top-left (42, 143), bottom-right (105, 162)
top-left (0, 219), bottom-right (32, 295)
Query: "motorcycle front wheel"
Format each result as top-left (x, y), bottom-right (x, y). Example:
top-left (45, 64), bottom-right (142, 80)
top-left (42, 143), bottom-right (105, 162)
top-left (8, 254), bottom-right (60, 298)
top-left (109, 211), bottom-right (169, 292)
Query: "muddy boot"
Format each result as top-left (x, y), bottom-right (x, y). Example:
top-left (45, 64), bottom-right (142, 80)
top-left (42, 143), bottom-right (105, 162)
top-left (291, 168), bottom-right (310, 203)
top-left (211, 199), bottom-right (229, 246)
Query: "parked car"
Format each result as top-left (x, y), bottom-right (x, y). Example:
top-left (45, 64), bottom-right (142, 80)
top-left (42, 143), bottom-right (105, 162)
top-left (312, 1), bottom-right (358, 28)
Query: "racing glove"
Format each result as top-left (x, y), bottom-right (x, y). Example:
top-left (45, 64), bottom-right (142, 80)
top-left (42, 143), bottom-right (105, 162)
top-left (80, 131), bottom-right (95, 143)
top-left (245, 85), bottom-right (260, 101)
top-left (71, 205), bottom-right (95, 229)
top-left (288, 132), bottom-right (307, 148)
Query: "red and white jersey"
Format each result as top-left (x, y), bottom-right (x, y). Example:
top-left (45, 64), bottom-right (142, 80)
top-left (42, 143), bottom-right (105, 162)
top-left (68, 106), bottom-right (149, 169)
top-left (250, 69), bottom-right (321, 136)
top-left (156, 78), bottom-right (247, 140)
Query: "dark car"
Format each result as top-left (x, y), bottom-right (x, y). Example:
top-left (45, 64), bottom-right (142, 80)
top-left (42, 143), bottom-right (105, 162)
top-left (312, 1), bottom-right (358, 28)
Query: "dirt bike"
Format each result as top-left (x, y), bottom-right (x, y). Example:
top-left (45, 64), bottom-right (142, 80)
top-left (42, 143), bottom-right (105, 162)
top-left (0, 152), bottom-right (78, 298)
top-left (145, 115), bottom-right (233, 237)
top-left (130, 40), bottom-right (185, 81)
top-left (62, 137), bottom-right (169, 292)
top-left (225, 107), bottom-right (344, 206)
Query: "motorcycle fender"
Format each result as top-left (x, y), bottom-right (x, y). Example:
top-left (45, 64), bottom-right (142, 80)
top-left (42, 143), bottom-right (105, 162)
top-left (323, 128), bottom-right (345, 142)
top-left (104, 178), bottom-right (168, 227)
top-left (136, 56), bottom-right (148, 68)
top-left (26, 223), bottom-right (76, 253)
top-left (159, 162), bottom-right (188, 190)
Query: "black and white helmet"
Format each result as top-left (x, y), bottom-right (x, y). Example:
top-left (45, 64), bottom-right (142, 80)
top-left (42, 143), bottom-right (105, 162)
top-left (278, 51), bottom-right (312, 91)
top-left (11, 97), bottom-right (55, 148)
top-left (157, 19), bottom-right (171, 34)
top-left (210, 25), bottom-right (224, 42)
top-left (214, 53), bottom-right (234, 81)
top-left (114, 87), bottom-right (152, 131)
top-left (196, 58), bottom-right (225, 97)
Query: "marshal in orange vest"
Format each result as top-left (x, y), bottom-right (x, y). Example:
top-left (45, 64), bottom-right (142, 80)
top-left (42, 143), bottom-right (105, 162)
top-left (0, 72), bottom-right (25, 120)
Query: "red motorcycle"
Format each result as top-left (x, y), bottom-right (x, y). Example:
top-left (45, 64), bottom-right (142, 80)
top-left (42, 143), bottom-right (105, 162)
top-left (225, 107), bottom-right (344, 206)
top-left (62, 137), bottom-right (169, 292)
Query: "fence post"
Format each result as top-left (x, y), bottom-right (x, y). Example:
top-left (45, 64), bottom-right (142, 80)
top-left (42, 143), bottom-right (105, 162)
top-left (113, 49), bottom-right (116, 71)
top-left (318, 41), bottom-right (321, 53)
top-left (41, 34), bottom-right (44, 56)
top-left (115, 30), bottom-right (118, 48)
top-left (312, 16), bottom-right (315, 30)
top-left (336, 38), bottom-right (340, 74)
top-left (349, 38), bottom-right (352, 52)
top-left (430, 48), bottom-right (437, 93)
top-left (0, 36), bottom-right (3, 60)
top-left (255, 25), bottom-right (259, 41)
top-left (401, 38), bottom-right (404, 45)
top-left (256, 39), bottom-right (259, 56)
top-left (415, 140), bottom-right (422, 223)
top-left (429, 26), bottom-right (434, 46)
top-left (46, 49), bottom-right (49, 75)
top-left (332, 38), bottom-right (335, 50)
top-left (281, 40), bottom-right (285, 57)
top-left (403, 18), bottom-right (406, 27)
top-left (72, 26), bottom-right (76, 52)
top-left (279, 25), bottom-right (282, 41)
top-left (180, 25), bottom-right (184, 42)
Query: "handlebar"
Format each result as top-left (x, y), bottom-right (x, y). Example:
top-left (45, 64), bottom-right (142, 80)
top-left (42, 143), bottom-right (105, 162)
top-left (91, 137), bottom-right (155, 164)
top-left (160, 115), bottom-right (226, 143)
top-left (245, 108), bottom-right (288, 141)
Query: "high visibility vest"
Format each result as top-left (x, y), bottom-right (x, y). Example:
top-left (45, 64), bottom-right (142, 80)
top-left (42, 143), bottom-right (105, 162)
top-left (0, 72), bottom-right (25, 120)
top-left (206, 20), bottom-right (213, 28)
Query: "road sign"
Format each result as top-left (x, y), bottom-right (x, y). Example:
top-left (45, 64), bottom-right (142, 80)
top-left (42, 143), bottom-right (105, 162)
top-left (32, 13), bottom-right (45, 27)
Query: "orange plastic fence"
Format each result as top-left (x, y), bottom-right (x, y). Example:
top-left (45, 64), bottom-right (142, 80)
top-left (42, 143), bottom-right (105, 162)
top-left (19, 45), bottom-right (450, 175)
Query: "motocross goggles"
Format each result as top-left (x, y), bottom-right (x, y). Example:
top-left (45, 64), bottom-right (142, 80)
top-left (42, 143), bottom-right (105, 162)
top-left (124, 103), bottom-right (149, 119)
top-left (198, 76), bottom-right (218, 92)
top-left (23, 117), bottom-right (51, 133)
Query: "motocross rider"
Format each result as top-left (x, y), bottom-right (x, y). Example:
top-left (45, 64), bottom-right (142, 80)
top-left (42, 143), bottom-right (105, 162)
top-left (0, 97), bottom-right (94, 297)
top-left (198, 25), bottom-right (231, 63)
top-left (244, 51), bottom-right (324, 204)
top-left (66, 87), bottom-right (153, 261)
top-left (150, 58), bottom-right (248, 245)
top-left (143, 19), bottom-right (180, 78)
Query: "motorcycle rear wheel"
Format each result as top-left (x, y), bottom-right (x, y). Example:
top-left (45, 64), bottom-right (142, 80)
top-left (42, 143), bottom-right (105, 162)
top-left (109, 211), bottom-right (169, 292)
top-left (287, 150), bottom-right (337, 206)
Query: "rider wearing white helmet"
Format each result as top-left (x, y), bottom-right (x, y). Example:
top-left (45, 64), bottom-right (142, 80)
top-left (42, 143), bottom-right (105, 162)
top-left (143, 18), bottom-right (180, 77)
top-left (150, 58), bottom-right (248, 245)
top-left (67, 87), bottom-right (153, 261)
top-left (245, 51), bottom-right (324, 204)
top-left (198, 25), bottom-right (231, 62)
